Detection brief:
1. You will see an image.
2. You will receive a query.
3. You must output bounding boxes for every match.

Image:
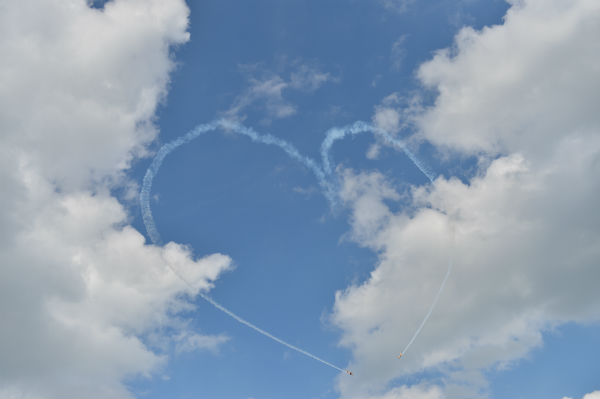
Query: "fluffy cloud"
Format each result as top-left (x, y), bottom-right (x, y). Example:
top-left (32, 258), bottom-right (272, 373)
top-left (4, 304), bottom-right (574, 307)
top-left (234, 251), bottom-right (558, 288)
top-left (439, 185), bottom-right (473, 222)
top-left (564, 391), bottom-right (600, 399)
top-left (370, 94), bottom-right (403, 159)
top-left (416, 0), bottom-right (600, 158)
top-left (0, 0), bottom-right (190, 190)
top-left (372, 93), bottom-right (403, 135)
top-left (334, 0), bottom-right (600, 397)
top-left (0, 0), bottom-right (231, 396)
top-left (370, 93), bottom-right (423, 159)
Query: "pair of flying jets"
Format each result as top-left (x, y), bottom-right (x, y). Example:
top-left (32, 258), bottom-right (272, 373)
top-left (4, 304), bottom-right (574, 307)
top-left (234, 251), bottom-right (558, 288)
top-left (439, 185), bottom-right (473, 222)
top-left (345, 353), bottom-right (403, 376)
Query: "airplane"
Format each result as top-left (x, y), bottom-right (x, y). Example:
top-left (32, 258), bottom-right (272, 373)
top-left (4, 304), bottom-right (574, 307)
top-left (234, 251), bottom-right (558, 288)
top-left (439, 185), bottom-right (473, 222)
top-left (397, 353), bottom-right (403, 359)
top-left (346, 370), bottom-right (353, 376)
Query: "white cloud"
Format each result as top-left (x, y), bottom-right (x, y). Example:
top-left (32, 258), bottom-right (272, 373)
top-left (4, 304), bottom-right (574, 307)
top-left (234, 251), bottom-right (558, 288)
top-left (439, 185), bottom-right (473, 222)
top-left (227, 74), bottom-right (296, 120)
top-left (370, 94), bottom-right (401, 159)
top-left (370, 93), bottom-right (422, 159)
top-left (373, 107), bottom-right (401, 135)
top-left (225, 63), bottom-right (334, 122)
top-left (173, 331), bottom-right (230, 354)
top-left (0, 0), bottom-right (190, 190)
top-left (339, 169), bottom-right (400, 245)
top-left (0, 0), bottom-right (232, 396)
top-left (390, 35), bottom-right (408, 71)
top-left (564, 391), bottom-right (600, 399)
top-left (381, 0), bottom-right (415, 14)
top-left (290, 64), bottom-right (334, 92)
top-left (362, 384), bottom-right (444, 399)
top-left (335, 0), bottom-right (600, 397)
top-left (366, 144), bottom-right (382, 160)
top-left (416, 0), bottom-right (600, 158)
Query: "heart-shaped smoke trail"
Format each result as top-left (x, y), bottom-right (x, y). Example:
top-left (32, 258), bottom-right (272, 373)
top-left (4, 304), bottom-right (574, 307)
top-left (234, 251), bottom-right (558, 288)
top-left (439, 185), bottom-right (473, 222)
top-left (140, 119), bottom-right (451, 373)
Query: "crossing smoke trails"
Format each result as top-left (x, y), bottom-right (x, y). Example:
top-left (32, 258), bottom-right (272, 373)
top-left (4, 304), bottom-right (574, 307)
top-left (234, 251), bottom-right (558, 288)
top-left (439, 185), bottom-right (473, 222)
top-left (140, 118), bottom-right (451, 372)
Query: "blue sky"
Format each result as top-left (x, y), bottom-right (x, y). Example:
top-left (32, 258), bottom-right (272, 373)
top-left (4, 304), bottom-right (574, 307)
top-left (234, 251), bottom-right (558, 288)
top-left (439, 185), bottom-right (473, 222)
top-left (1, 0), bottom-right (599, 398)
top-left (127, 1), bottom-right (599, 396)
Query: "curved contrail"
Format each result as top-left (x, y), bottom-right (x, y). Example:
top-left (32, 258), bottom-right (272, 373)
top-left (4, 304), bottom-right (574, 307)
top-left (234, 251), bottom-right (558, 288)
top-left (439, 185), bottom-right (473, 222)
top-left (140, 118), bottom-right (450, 372)
top-left (140, 119), bottom-right (332, 245)
top-left (320, 121), bottom-right (436, 182)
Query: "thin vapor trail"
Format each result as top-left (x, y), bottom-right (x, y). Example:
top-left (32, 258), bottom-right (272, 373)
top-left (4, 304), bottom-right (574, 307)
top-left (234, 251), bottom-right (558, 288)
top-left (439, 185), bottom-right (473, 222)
top-left (166, 258), bottom-right (346, 373)
top-left (197, 292), bottom-right (346, 373)
top-left (400, 260), bottom-right (453, 356)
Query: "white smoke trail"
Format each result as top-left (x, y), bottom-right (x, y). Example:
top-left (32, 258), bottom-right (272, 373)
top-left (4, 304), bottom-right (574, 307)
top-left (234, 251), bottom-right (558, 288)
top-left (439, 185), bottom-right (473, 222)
top-left (140, 119), bottom-right (332, 244)
top-left (140, 118), bottom-right (450, 371)
top-left (320, 121), bottom-right (436, 183)
top-left (140, 119), bottom-right (348, 373)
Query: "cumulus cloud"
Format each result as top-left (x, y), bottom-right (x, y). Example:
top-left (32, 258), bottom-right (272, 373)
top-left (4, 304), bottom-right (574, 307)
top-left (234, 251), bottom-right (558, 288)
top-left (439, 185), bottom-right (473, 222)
top-left (0, 0), bottom-right (190, 190)
top-left (0, 0), bottom-right (231, 396)
top-left (339, 169), bottom-right (400, 244)
top-left (373, 108), bottom-right (401, 136)
top-left (416, 0), bottom-right (600, 158)
top-left (334, 0), bottom-right (600, 397)
top-left (564, 391), bottom-right (600, 399)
